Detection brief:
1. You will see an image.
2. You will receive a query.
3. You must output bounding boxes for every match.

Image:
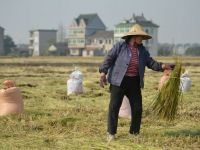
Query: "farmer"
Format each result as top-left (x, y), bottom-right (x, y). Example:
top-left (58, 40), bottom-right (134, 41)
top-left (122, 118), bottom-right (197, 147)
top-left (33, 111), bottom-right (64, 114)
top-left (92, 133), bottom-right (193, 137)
top-left (99, 24), bottom-right (172, 140)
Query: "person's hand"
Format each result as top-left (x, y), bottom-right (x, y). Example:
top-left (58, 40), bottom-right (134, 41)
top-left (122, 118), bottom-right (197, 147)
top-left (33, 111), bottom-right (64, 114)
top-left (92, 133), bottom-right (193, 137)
top-left (100, 72), bottom-right (107, 88)
top-left (162, 64), bottom-right (175, 70)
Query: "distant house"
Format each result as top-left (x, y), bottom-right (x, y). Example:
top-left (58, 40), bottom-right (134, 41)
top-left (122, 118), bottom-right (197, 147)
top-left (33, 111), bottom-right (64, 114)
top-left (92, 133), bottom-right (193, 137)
top-left (114, 13), bottom-right (159, 56)
top-left (0, 26), bottom-right (4, 55)
top-left (67, 13), bottom-right (106, 56)
top-left (48, 42), bottom-right (69, 56)
top-left (84, 30), bottom-right (114, 56)
top-left (29, 29), bottom-right (57, 56)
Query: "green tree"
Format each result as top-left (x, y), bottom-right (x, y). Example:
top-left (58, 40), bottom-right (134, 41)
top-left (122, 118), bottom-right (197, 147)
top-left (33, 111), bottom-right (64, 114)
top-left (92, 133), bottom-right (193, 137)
top-left (157, 44), bottom-right (173, 56)
top-left (185, 46), bottom-right (200, 56)
top-left (4, 35), bottom-right (16, 55)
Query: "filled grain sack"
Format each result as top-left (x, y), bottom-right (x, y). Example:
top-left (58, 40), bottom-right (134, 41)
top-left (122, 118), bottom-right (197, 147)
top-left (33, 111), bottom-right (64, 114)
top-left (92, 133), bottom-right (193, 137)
top-left (67, 79), bottom-right (83, 95)
top-left (119, 96), bottom-right (131, 119)
top-left (159, 69), bottom-right (192, 92)
top-left (158, 69), bottom-right (171, 90)
top-left (0, 87), bottom-right (23, 116)
top-left (180, 71), bottom-right (191, 92)
top-left (70, 69), bottom-right (83, 80)
top-left (67, 69), bottom-right (83, 95)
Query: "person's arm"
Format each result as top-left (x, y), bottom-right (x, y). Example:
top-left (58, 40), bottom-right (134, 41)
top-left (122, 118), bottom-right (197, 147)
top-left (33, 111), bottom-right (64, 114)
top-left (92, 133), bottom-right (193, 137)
top-left (145, 49), bottom-right (172, 71)
top-left (99, 42), bottom-right (121, 74)
top-left (99, 42), bottom-right (121, 87)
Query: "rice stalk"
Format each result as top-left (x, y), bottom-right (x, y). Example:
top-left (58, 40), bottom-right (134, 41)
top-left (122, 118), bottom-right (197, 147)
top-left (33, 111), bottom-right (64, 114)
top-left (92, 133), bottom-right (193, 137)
top-left (152, 59), bottom-right (183, 121)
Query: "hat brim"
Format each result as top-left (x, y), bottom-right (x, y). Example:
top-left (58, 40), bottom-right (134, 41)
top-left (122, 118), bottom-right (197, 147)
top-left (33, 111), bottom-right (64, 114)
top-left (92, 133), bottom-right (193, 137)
top-left (121, 32), bottom-right (152, 40)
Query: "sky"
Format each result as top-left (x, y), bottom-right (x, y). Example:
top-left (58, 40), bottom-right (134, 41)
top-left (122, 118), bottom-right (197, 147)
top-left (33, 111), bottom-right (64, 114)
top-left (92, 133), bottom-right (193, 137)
top-left (0, 0), bottom-right (200, 44)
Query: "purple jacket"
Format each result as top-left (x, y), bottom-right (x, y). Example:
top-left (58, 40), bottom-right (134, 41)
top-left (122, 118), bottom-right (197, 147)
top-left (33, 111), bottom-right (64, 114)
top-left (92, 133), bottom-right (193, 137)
top-left (99, 41), bottom-right (163, 88)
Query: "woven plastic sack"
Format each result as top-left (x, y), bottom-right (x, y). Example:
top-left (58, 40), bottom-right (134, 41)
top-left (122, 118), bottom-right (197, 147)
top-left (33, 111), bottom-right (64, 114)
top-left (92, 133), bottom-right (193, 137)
top-left (119, 96), bottom-right (131, 119)
top-left (0, 87), bottom-right (23, 116)
top-left (70, 70), bottom-right (83, 80)
top-left (180, 71), bottom-right (191, 92)
top-left (67, 69), bottom-right (83, 95)
top-left (158, 70), bottom-right (171, 90)
top-left (67, 79), bottom-right (83, 95)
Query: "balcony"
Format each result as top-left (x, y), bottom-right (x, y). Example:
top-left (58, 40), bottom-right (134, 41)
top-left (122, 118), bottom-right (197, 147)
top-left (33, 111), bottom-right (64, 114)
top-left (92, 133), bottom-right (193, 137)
top-left (68, 44), bottom-right (85, 49)
top-left (85, 44), bottom-right (102, 50)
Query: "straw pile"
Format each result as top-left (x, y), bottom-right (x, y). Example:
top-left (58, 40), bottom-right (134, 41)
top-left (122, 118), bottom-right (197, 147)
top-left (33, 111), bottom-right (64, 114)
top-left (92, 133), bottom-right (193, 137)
top-left (152, 60), bottom-right (183, 121)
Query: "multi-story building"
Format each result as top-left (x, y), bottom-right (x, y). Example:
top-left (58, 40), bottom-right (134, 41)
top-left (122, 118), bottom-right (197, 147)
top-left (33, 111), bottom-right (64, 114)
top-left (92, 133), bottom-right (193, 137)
top-left (48, 42), bottom-right (69, 56)
top-left (84, 30), bottom-right (114, 56)
top-left (29, 29), bottom-right (57, 56)
top-left (114, 13), bottom-right (159, 56)
top-left (67, 13), bottom-right (106, 56)
top-left (0, 26), bottom-right (4, 55)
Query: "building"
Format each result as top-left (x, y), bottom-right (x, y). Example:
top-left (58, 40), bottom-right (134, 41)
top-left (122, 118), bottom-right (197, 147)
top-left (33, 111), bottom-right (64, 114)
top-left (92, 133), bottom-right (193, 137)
top-left (48, 42), bottom-right (69, 56)
top-left (83, 30), bottom-right (114, 56)
top-left (114, 13), bottom-right (159, 56)
top-left (67, 13), bottom-right (106, 56)
top-left (29, 29), bottom-right (57, 56)
top-left (0, 26), bottom-right (4, 55)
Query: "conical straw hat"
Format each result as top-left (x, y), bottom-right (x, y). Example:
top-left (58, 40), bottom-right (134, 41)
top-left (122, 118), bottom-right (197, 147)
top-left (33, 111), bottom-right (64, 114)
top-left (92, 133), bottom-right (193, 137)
top-left (121, 24), bottom-right (152, 40)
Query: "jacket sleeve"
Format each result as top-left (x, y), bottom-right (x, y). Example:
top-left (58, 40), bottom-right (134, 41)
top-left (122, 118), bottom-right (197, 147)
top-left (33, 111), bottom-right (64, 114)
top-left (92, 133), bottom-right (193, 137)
top-left (145, 49), bottom-right (163, 71)
top-left (99, 42), bottom-right (121, 74)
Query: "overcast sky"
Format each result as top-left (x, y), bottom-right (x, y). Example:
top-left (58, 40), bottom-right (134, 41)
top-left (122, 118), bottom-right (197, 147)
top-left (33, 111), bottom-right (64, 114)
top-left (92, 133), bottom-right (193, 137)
top-left (0, 0), bottom-right (200, 44)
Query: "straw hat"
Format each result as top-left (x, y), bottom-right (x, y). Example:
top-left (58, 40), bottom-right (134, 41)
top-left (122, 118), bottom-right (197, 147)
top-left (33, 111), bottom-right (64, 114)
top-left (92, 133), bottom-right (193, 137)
top-left (121, 24), bottom-right (152, 40)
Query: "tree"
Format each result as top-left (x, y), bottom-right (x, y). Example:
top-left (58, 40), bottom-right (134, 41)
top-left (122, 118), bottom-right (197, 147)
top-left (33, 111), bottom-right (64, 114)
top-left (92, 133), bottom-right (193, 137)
top-left (185, 46), bottom-right (200, 56)
top-left (4, 35), bottom-right (16, 55)
top-left (157, 43), bottom-right (173, 56)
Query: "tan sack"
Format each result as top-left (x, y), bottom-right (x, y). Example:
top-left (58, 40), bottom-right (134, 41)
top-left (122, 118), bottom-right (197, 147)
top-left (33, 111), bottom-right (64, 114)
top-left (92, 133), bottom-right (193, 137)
top-left (0, 87), bottom-right (23, 116)
top-left (119, 96), bottom-right (131, 119)
top-left (158, 70), bottom-right (171, 90)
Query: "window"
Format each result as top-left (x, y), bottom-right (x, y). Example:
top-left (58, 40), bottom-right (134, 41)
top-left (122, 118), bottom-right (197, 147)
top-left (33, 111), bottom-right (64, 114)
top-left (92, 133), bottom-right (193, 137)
top-left (87, 39), bottom-right (91, 44)
top-left (99, 40), bottom-right (103, 44)
top-left (79, 39), bottom-right (84, 43)
top-left (73, 39), bottom-right (76, 44)
top-left (120, 28), bottom-right (124, 33)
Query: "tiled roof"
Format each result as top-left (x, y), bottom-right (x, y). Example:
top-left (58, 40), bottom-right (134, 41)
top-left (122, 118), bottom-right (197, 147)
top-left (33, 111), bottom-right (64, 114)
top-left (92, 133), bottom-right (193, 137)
top-left (115, 14), bottom-right (159, 28)
top-left (87, 30), bottom-right (114, 39)
top-left (30, 29), bottom-right (57, 32)
top-left (75, 13), bottom-right (98, 25)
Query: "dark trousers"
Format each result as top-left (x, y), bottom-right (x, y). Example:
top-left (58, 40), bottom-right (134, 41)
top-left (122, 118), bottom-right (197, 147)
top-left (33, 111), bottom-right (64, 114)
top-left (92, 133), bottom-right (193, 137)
top-left (107, 76), bottom-right (142, 135)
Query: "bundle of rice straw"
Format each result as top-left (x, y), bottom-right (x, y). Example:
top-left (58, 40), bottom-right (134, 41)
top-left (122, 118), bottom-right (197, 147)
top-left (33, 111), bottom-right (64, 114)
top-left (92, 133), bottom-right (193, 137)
top-left (152, 59), bottom-right (183, 121)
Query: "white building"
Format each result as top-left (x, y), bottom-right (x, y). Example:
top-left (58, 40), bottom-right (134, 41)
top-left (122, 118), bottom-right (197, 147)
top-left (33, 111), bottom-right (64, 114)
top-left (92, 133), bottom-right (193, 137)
top-left (114, 13), bottom-right (159, 56)
top-left (67, 13), bottom-right (106, 56)
top-left (29, 29), bottom-right (57, 56)
top-left (83, 30), bottom-right (114, 56)
top-left (0, 26), bottom-right (4, 55)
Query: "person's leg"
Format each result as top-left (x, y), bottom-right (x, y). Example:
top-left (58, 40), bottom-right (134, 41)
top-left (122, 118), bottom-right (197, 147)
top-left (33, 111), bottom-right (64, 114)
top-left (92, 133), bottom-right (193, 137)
top-left (107, 84), bottom-right (125, 135)
top-left (125, 76), bottom-right (142, 134)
